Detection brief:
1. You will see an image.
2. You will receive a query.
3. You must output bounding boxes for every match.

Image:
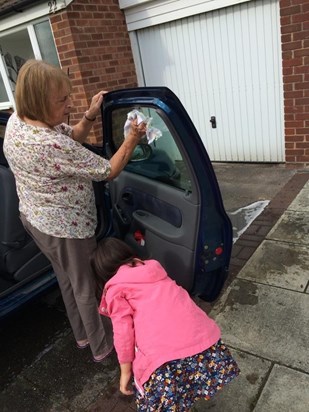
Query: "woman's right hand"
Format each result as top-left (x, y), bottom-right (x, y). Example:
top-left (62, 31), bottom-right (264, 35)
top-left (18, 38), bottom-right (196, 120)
top-left (108, 119), bottom-right (147, 180)
top-left (125, 118), bottom-right (147, 143)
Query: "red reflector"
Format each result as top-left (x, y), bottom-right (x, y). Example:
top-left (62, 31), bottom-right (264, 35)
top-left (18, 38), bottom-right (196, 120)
top-left (215, 247), bottom-right (223, 256)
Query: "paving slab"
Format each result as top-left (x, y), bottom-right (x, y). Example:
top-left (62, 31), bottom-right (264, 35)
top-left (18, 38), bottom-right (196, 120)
top-left (192, 349), bottom-right (271, 412)
top-left (253, 364), bottom-right (309, 412)
top-left (210, 279), bottom-right (309, 373)
top-left (266, 210), bottom-right (309, 245)
top-left (287, 181), bottom-right (309, 212)
top-left (237, 240), bottom-right (308, 292)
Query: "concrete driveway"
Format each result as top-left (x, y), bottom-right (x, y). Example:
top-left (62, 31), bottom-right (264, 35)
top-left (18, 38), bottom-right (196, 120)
top-left (0, 163), bottom-right (307, 412)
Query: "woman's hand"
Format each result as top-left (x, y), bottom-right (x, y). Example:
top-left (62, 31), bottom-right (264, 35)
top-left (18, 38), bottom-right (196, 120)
top-left (108, 119), bottom-right (147, 179)
top-left (86, 90), bottom-right (108, 120)
top-left (72, 91), bottom-right (108, 142)
top-left (119, 363), bottom-right (134, 395)
top-left (126, 118), bottom-right (147, 143)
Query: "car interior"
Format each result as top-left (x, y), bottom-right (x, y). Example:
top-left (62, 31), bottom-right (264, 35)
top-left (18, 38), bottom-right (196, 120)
top-left (0, 119), bottom-right (51, 297)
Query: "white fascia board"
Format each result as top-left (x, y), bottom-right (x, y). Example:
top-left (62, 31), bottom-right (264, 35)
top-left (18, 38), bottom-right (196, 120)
top-left (119, 0), bottom-right (153, 8)
top-left (0, 0), bottom-right (74, 33)
top-left (119, 0), bottom-right (253, 31)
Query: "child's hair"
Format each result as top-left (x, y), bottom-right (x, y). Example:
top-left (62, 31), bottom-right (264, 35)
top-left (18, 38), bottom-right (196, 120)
top-left (91, 237), bottom-right (139, 299)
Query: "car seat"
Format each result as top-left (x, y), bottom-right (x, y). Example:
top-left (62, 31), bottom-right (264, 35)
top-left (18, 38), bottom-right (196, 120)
top-left (0, 153), bottom-right (51, 283)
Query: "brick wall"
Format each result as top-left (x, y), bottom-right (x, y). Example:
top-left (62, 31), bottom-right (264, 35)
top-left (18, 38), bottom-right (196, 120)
top-left (280, 0), bottom-right (309, 166)
top-left (50, 0), bottom-right (137, 143)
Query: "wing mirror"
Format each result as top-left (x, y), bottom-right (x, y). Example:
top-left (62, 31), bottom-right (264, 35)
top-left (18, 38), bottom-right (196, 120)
top-left (130, 144), bottom-right (153, 162)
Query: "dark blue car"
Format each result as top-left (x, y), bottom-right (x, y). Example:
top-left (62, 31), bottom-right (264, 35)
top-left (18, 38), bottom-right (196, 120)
top-left (0, 87), bottom-right (232, 320)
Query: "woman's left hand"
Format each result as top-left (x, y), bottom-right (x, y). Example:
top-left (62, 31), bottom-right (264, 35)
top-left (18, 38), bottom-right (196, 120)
top-left (86, 90), bottom-right (108, 120)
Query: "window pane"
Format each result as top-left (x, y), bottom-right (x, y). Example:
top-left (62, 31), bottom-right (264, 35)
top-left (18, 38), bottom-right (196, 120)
top-left (111, 107), bottom-right (192, 191)
top-left (34, 21), bottom-right (59, 67)
top-left (0, 29), bottom-right (34, 93)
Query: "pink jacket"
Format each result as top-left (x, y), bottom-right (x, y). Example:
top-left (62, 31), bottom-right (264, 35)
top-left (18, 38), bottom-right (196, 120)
top-left (99, 260), bottom-right (221, 393)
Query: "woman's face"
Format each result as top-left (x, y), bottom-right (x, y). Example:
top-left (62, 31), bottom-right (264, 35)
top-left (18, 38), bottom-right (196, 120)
top-left (47, 83), bottom-right (72, 126)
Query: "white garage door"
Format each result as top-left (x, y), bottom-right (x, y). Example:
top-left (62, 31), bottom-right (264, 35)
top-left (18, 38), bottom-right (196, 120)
top-left (134, 0), bottom-right (284, 162)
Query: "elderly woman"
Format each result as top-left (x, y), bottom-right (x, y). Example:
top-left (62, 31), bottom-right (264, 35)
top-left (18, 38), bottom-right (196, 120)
top-left (3, 59), bottom-right (146, 362)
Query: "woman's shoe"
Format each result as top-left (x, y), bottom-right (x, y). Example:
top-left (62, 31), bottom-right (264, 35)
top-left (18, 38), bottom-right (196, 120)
top-left (76, 339), bottom-right (89, 349)
top-left (93, 346), bottom-right (114, 363)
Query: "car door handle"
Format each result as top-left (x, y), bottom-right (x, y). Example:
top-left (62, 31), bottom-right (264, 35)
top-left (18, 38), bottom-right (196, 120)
top-left (122, 192), bottom-right (134, 205)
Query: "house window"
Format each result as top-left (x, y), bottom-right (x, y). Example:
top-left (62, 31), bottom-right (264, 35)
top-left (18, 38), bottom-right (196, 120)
top-left (34, 20), bottom-right (59, 67)
top-left (0, 19), bottom-right (59, 110)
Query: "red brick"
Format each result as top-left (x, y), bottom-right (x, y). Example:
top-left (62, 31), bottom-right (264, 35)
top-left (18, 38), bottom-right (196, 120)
top-left (280, 5), bottom-right (301, 16)
top-left (283, 74), bottom-right (303, 83)
top-left (292, 12), bottom-right (309, 23)
top-left (285, 120), bottom-right (305, 128)
top-left (282, 40), bottom-right (302, 51)
top-left (281, 23), bottom-right (302, 34)
top-left (280, 0), bottom-right (292, 7)
top-left (286, 149), bottom-right (305, 155)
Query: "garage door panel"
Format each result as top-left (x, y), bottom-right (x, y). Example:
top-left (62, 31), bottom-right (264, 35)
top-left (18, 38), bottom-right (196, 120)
top-left (136, 0), bottom-right (284, 162)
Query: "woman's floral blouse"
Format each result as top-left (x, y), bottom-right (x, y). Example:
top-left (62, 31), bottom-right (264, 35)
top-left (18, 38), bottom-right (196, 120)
top-left (3, 112), bottom-right (111, 238)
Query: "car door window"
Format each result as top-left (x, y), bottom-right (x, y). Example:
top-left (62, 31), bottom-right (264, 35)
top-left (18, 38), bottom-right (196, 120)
top-left (111, 107), bottom-right (192, 192)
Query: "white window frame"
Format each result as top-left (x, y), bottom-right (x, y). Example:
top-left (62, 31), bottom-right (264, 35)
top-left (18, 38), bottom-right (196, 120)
top-left (0, 54), bottom-right (15, 110)
top-left (27, 24), bottom-right (45, 60)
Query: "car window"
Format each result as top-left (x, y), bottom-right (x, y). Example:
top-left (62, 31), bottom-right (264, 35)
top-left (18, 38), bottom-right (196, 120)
top-left (111, 107), bottom-right (192, 192)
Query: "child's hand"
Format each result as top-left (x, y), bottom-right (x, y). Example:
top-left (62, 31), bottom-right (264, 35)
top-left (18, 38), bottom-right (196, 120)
top-left (120, 362), bottom-right (134, 395)
top-left (120, 372), bottom-right (134, 395)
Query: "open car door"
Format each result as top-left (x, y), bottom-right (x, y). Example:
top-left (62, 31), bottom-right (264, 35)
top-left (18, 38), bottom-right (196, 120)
top-left (102, 87), bottom-right (232, 302)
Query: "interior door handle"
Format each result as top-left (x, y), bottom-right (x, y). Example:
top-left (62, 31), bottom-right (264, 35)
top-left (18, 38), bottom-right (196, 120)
top-left (122, 192), bottom-right (133, 205)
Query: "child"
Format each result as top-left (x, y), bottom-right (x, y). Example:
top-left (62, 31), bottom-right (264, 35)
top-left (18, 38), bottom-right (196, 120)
top-left (92, 237), bottom-right (240, 411)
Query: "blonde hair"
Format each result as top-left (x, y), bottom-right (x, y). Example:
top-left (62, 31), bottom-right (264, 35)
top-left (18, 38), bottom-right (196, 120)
top-left (15, 59), bottom-right (71, 123)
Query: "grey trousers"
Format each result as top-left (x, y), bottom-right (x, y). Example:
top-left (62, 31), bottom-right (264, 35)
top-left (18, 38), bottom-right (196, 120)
top-left (20, 214), bottom-right (112, 357)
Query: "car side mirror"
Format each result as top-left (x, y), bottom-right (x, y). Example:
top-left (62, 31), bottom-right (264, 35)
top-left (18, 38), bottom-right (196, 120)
top-left (130, 144), bottom-right (152, 162)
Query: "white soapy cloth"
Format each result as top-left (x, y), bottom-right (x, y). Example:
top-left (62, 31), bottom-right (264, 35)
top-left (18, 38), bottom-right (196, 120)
top-left (124, 109), bottom-right (162, 144)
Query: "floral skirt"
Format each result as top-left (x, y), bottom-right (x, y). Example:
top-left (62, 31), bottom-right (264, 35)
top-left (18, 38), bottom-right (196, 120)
top-left (134, 339), bottom-right (240, 412)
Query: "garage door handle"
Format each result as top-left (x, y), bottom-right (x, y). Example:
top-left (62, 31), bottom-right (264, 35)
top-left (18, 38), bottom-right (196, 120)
top-left (210, 116), bottom-right (217, 128)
